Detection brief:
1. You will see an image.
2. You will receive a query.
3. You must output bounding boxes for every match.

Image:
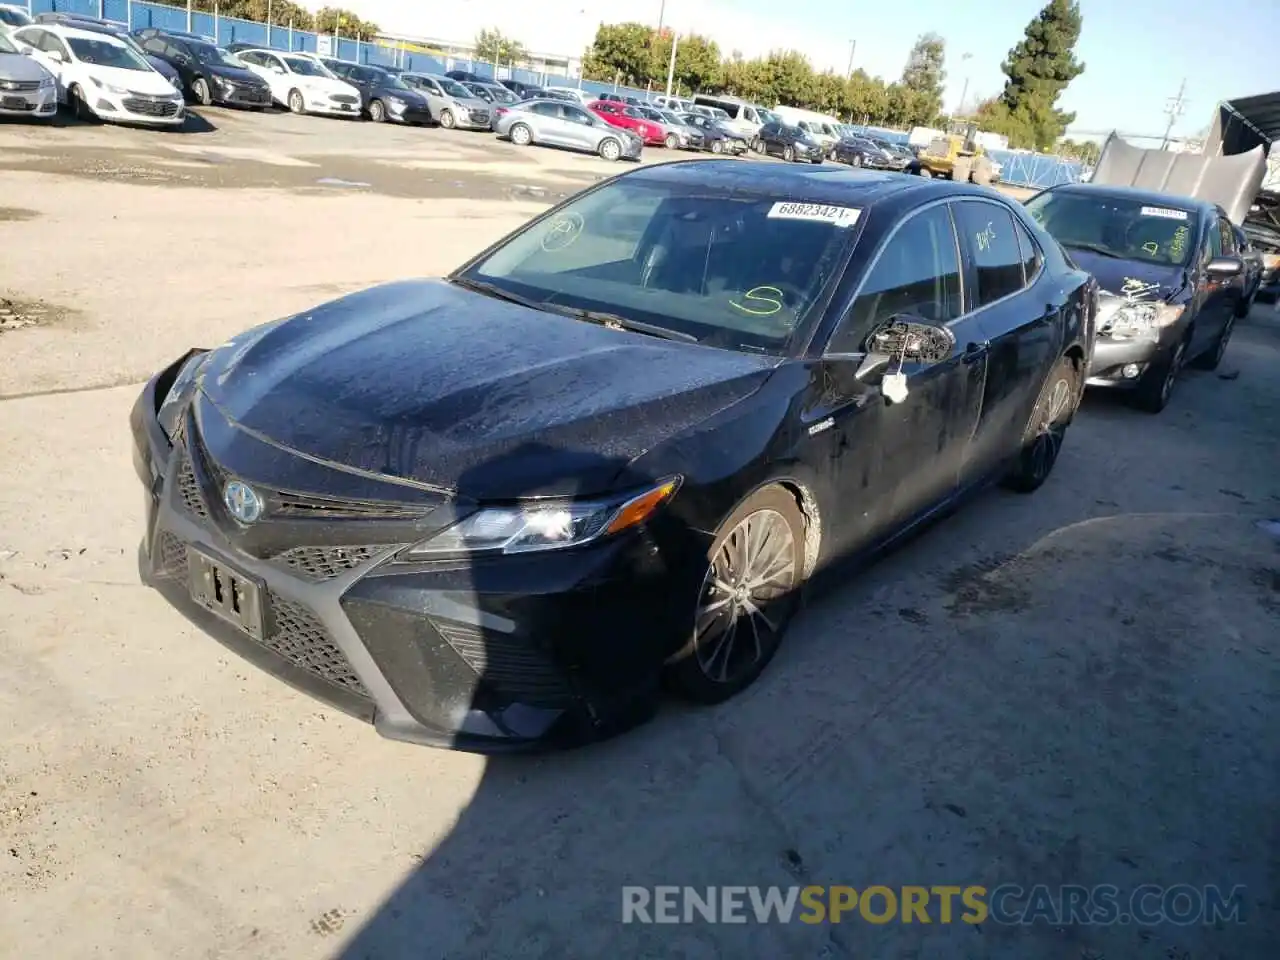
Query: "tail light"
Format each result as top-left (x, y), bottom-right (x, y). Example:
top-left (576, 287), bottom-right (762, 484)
top-left (495, 106), bottom-right (509, 117)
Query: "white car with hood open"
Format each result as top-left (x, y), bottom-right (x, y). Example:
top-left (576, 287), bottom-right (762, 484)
top-left (12, 22), bottom-right (184, 125)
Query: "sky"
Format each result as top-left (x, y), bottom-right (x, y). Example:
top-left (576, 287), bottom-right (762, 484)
top-left (355, 0), bottom-right (1279, 138)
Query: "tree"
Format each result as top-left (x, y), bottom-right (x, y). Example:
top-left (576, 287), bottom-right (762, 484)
top-left (582, 22), bottom-right (656, 87)
top-left (900, 32), bottom-right (946, 122)
top-left (474, 28), bottom-right (528, 66)
top-left (188, 0), bottom-right (314, 26)
top-left (650, 31), bottom-right (722, 95)
top-left (313, 6), bottom-right (380, 41)
top-left (987, 0), bottom-right (1085, 149)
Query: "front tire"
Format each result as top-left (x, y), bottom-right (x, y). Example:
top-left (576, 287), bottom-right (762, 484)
top-left (192, 77), bottom-right (213, 106)
top-left (783, 145), bottom-right (795, 162)
top-left (917, 166), bottom-right (932, 178)
top-left (667, 486), bottom-right (806, 703)
top-left (1133, 336), bottom-right (1188, 413)
top-left (369, 98), bottom-right (387, 122)
top-left (68, 84), bottom-right (97, 123)
top-left (851, 153), bottom-right (863, 167)
top-left (287, 88), bottom-right (305, 114)
top-left (710, 139), bottom-right (724, 154)
top-left (598, 137), bottom-right (622, 161)
top-left (664, 132), bottom-right (679, 149)
top-left (1191, 316), bottom-right (1234, 371)
top-left (439, 108), bottom-right (456, 129)
top-left (1002, 355), bottom-right (1080, 493)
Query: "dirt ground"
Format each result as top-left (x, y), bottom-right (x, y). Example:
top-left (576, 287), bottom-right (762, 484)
top-left (1, 107), bottom-right (1277, 960)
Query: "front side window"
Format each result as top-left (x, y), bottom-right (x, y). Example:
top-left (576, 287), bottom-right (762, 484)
top-left (1025, 189), bottom-right (1199, 267)
top-left (953, 201), bottom-right (1027, 306)
top-left (827, 205), bottom-right (962, 354)
top-left (462, 181), bottom-right (858, 353)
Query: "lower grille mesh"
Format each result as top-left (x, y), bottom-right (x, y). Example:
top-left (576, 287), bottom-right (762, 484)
top-left (432, 618), bottom-right (572, 706)
top-left (270, 545), bottom-right (390, 581)
top-left (175, 453), bottom-right (208, 519)
top-left (264, 591), bottom-right (371, 698)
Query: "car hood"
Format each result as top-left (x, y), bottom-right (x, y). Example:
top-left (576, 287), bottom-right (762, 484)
top-left (1067, 249), bottom-right (1188, 301)
top-left (147, 55), bottom-right (179, 79)
top-left (295, 74), bottom-right (355, 95)
top-left (197, 280), bottom-right (776, 500)
top-left (208, 63), bottom-right (264, 84)
top-left (90, 64), bottom-right (176, 94)
top-left (0, 52), bottom-right (50, 82)
top-left (450, 95), bottom-right (489, 111)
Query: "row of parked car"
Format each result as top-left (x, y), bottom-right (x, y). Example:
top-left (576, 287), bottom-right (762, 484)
top-left (0, 7), bottom-right (938, 176)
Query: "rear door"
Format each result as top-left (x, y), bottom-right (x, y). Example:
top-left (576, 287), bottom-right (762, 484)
top-left (813, 201), bottom-right (988, 553)
top-left (952, 198), bottom-right (1061, 478)
top-left (528, 100), bottom-right (571, 145)
top-left (560, 103), bottom-right (599, 149)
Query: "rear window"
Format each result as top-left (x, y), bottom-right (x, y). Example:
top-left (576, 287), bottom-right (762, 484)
top-left (462, 180), bottom-right (860, 353)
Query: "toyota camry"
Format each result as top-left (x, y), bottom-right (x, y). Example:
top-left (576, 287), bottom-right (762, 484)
top-left (132, 161), bottom-right (1095, 752)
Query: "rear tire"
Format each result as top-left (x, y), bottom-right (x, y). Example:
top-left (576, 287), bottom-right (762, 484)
top-left (666, 486), bottom-right (806, 704)
top-left (509, 122), bottom-right (532, 146)
top-left (598, 137), bottom-right (622, 161)
top-left (1002, 355), bottom-right (1080, 493)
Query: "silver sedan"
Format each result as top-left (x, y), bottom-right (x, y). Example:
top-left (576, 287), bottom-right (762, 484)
top-left (495, 99), bottom-right (643, 162)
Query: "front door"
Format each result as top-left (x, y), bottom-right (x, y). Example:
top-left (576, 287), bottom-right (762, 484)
top-left (808, 202), bottom-right (986, 555)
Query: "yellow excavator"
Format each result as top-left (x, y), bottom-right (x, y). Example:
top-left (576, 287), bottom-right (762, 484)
top-left (916, 120), bottom-right (998, 185)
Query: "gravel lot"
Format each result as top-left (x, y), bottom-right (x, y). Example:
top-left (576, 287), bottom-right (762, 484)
top-left (1, 106), bottom-right (1277, 960)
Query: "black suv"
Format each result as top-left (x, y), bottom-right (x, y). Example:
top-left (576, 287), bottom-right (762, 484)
top-left (319, 59), bottom-right (432, 124)
top-left (756, 122), bottom-right (825, 163)
top-left (134, 29), bottom-right (271, 108)
top-left (500, 79), bottom-right (543, 100)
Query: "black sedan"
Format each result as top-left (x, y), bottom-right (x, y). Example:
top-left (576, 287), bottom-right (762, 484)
top-left (756, 121), bottom-right (826, 163)
top-left (834, 134), bottom-right (911, 171)
top-left (134, 29), bottom-right (272, 109)
top-left (321, 59), bottom-right (432, 124)
top-left (500, 79), bottom-right (543, 100)
top-left (680, 112), bottom-right (749, 155)
top-left (133, 161), bottom-right (1093, 752)
top-left (1026, 183), bottom-right (1243, 412)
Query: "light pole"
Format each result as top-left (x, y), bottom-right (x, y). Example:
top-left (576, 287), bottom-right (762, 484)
top-left (956, 52), bottom-right (972, 116)
top-left (845, 39), bottom-right (856, 78)
top-left (665, 30), bottom-right (679, 98)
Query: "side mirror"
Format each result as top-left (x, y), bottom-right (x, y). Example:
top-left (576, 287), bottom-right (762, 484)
top-left (855, 317), bottom-right (956, 379)
top-left (17, 44), bottom-right (35, 55)
top-left (1206, 256), bottom-right (1243, 278)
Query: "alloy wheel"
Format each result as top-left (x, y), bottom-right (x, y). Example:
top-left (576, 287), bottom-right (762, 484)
top-left (440, 109), bottom-right (455, 128)
top-left (1028, 376), bottom-right (1072, 483)
top-left (370, 99), bottom-right (386, 122)
top-left (693, 509), bottom-right (796, 685)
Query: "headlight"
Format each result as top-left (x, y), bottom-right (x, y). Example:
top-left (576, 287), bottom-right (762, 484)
top-left (388, 96), bottom-right (406, 108)
top-left (38, 77), bottom-right (55, 90)
top-left (403, 477), bottom-right (681, 558)
top-left (1099, 301), bottom-right (1184, 340)
top-left (92, 78), bottom-right (129, 95)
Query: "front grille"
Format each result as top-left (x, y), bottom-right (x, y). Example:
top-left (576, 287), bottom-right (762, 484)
top-left (0, 80), bottom-right (42, 92)
top-left (469, 111), bottom-right (489, 124)
top-left (330, 94), bottom-right (358, 105)
top-left (122, 97), bottom-right (181, 118)
top-left (157, 531), bottom-right (188, 578)
top-left (271, 544), bottom-right (390, 581)
top-left (229, 86), bottom-right (271, 104)
top-left (175, 453), bottom-right (209, 519)
top-left (266, 592), bottom-right (370, 698)
top-left (274, 493), bottom-right (429, 521)
top-left (432, 618), bottom-right (572, 707)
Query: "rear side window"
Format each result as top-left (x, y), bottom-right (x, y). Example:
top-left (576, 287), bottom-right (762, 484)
top-left (1012, 216), bottom-right (1041, 281)
top-left (953, 201), bottom-right (1026, 307)
top-left (828, 205), bottom-right (963, 354)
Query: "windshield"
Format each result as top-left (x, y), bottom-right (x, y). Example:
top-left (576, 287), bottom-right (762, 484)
top-left (438, 77), bottom-right (471, 98)
top-left (758, 109), bottom-right (781, 125)
top-left (374, 70), bottom-right (409, 90)
top-left (0, 32), bottom-right (18, 54)
top-left (460, 179), bottom-right (855, 353)
top-left (659, 110), bottom-right (684, 125)
top-left (0, 8), bottom-right (31, 27)
top-left (67, 37), bottom-right (151, 70)
top-left (282, 56), bottom-right (328, 77)
top-left (191, 42), bottom-right (242, 68)
top-left (1026, 191), bottom-right (1199, 267)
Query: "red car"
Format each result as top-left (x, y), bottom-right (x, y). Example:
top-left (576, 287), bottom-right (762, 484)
top-left (587, 100), bottom-right (666, 146)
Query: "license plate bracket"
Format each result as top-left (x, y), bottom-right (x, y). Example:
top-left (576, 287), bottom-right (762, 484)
top-left (1, 96), bottom-right (31, 110)
top-left (187, 546), bottom-right (267, 641)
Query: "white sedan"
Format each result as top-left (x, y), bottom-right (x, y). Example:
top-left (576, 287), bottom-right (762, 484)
top-left (11, 23), bottom-right (184, 126)
top-left (233, 48), bottom-right (361, 117)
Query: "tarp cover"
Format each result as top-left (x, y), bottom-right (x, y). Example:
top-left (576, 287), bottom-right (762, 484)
top-left (1091, 133), bottom-right (1268, 225)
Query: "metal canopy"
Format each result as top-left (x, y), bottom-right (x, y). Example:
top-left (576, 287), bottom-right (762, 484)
top-left (1207, 92), bottom-right (1280, 156)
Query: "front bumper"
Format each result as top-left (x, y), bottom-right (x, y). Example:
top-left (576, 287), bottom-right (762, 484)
top-left (387, 101), bottom-right (432, 125)
top-left (1085, 329), bottom-right (1179, 388)
top-left (95, 90), bottom-right (187, 126)
top-left (0, 83), bottom-right (57, 119)
top-left (451, 110), bottom-right (492, 130)
top-left (213, 81), bottom-right (272, 108)
top-left (306, 94), bottom-right (361, 116)
top-left (130, 364), bottom-right (703, 752)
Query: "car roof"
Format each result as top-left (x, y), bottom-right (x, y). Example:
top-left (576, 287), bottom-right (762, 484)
top-left (35, 23), bottom-right (128, 43)
top-left (1049, 182), bottom-right (1216, 213)
top-left (627, 158), bottom-right (991, 205)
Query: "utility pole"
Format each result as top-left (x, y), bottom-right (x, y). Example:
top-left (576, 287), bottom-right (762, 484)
top-left (656, 0), bottom-right (666, 36)
top-left (845, 39), bottom-right (856, 78)
top-left (1160, 78), bottom-right (1188, 151)
top-left (956, 52), bottom-right (973, 116)
top-left (665, 30), bottom-right (678, 98)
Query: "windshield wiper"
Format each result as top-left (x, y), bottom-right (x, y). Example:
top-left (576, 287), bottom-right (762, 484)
top-left (449, 276), bottom-right (549, 311)
top-left (542, 304), bottom-right (699, 343)
top-left (1063, 242), bottom-right (1127, 260)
